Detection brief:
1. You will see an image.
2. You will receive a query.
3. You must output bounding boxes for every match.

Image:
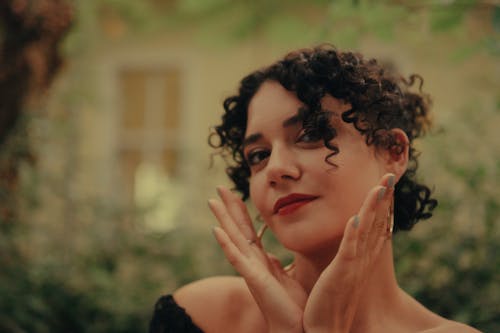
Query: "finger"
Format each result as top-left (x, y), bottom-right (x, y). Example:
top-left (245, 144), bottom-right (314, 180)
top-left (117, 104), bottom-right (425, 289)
top-left (208, 199), bottom-right (254, 253)
top-left (378, 173), bottom-right (395, 234)
top-left (212, 226), bottom-right (272, 283)
top-left (212, 226), bottom-right (248, 272)
top-left (367, 174), bottom-right (395, 253)
top-left (355, 173), bottom-right (394, 254)
top-left (212, 226), bottom-right (275, 285)
top-left (212, 226), bottom-right (266, 280)
top-left (216, 186), bottom-right (257, 243)
top-left (356, 184), bottom-right (385, 250)
top-left (213, 226), bottom-right (303, 323)
top-left (337, 215), bottom-right (360, 261)
top-left (266, 252), bottom-right (285, 278)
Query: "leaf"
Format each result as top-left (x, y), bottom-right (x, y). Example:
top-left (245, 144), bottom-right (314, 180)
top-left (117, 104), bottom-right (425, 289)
top-left (266, 15), bottom-right (317, 45)
top-left (430, 7), bottom-right (465, 32)
top-left (176, 0), bottom-right (231, 14)
top-left (493, 5), bottom-right (500, 33)
top-left (451, 41), bottom-right (481, 62)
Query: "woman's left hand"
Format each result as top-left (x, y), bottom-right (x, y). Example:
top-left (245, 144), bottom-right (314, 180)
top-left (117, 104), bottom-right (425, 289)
top-left (209, 186), bottom-right (307, 333)
top-left (303, 173), bottom-right (395, 333)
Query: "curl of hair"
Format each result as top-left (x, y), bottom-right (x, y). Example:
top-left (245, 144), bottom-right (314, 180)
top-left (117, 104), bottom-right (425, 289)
top-left (209, 45), bottom-right (437, 232)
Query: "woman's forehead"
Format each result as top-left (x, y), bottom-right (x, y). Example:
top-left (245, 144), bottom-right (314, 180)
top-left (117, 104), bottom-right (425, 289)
top-left (246, 81), bottom-right (351, 132)
top-left (321, 94), bottom-right (351, 114)
top-left (246, 81), bottom-right (299, 127)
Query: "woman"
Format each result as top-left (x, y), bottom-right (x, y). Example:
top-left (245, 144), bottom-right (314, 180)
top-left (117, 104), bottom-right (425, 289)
top-left (150, 45), bottom-right (480, 333)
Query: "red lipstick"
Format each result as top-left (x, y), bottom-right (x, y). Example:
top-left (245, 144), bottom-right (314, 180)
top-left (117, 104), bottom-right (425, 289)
top-left (273, 194), bottom-right (318, 216)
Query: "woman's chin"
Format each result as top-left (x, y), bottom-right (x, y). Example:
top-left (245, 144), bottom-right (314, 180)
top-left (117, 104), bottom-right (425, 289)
top-left (279, 234), bottom-right (344, 256)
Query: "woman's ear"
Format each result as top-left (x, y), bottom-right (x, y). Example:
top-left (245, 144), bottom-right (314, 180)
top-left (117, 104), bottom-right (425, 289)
top-left (380, 128), bottom-right (409, 181)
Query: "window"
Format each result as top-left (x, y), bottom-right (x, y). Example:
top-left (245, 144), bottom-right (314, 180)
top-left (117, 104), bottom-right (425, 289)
top-left (117, 67), bottom-right (182, 231)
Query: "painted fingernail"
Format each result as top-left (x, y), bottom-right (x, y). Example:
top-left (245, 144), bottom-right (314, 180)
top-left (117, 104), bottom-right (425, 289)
top-left (353, 215), bottom-right (360, 228)
top-left (377, 187), bottom-right (387, 201)
top-left (387, 174), bottom-right (395, 189)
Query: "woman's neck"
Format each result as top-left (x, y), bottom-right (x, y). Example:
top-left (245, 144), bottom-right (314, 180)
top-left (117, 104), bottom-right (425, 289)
top-left (292, 240), bottom-right (343, 294)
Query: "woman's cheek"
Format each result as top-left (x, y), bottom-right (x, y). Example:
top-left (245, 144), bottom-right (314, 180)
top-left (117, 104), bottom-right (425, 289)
top-left (249, 177), bottom-right (263, 210)
top-left (250, 176), bottom-right (272, 219)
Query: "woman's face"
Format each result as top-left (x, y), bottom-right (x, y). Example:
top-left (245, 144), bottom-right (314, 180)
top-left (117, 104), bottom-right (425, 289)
top-left (244, 80), bottom-right (389, 253)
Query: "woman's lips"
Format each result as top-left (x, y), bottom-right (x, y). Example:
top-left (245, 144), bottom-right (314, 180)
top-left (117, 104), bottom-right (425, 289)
top-left (273, 194), bottom-right (318, 216)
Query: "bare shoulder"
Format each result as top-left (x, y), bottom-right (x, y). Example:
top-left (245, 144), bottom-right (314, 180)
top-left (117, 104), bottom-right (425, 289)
top-left (173, 276), bottom-right (260, 332)
top-left (400, 291), bottom-right (481, 333)
top-left (420, 320), bottom-right (482, 333)
top-left (174, 275), bottom-right (249, 309)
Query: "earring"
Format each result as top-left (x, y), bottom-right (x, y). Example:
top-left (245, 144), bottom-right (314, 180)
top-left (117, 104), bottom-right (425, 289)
top-left (256, 223), bottom-right (295, 274)
top-left (283, 262), bottom-right (296, 273)
top-left (387, 197), bottom-right (394, 235)
top-left (257, 224), bottom-right (267, 242)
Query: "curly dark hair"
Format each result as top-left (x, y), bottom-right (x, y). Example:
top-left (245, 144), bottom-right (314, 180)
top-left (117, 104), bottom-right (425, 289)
top-left (209, 45), bottom-right (437, 232)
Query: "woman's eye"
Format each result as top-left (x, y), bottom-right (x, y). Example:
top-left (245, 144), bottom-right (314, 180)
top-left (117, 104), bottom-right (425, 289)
top-left (245, 149), bottom-right (270, 166)
top-left (297, 129), bottom-right (322, 144)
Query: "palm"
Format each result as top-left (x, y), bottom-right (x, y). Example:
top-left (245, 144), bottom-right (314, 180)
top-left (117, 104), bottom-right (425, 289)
top-left (304, 175), bottom-right (394, 332)
top-left (304, 251), bottom-right (361, 332)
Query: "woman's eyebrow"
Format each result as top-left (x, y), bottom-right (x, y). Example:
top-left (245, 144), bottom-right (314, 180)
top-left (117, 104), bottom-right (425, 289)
top-left (242, 133), bottom-right (262, 149)
top-left (242, 114), bottom-right (302, 149)
top-left (282, 114), bottom-right (301, 127)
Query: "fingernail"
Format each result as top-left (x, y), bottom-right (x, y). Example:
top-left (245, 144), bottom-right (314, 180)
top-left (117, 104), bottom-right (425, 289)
top-left (216, 186), bottom-right (223, 197)
top-left (377, 187), bottom-right (386, 201)
top-left (387, 174), bottom-right (395, 189)
top-left (208, 199), bottom-right (215, 209)
top-left (353, 215), bottom-right (360, 228)
top-left (212, 226), bottom-right (221, 238)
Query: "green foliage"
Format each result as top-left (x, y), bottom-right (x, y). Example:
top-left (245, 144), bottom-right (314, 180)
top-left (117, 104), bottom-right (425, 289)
top-left (394, 95), bottom-right (500, 332)
top-left (0, 270), bottom-right (145, 333)
top-left (430, 4), bottom-right (468, 32)
top-left (395, 228), bottom-right (500, 332)
top-left (87, 0), bottom-right (499, 58)
top-left (0, 199), bottom-right (228, 332)
top-left (100, 0), bottom-right (159, 32)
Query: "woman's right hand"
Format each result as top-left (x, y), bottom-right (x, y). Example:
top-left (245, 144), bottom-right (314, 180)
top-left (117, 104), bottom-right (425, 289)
top-left (302, 174), bottom-right (395, 333)
top-left (209, 186), bottom-right (307, 333)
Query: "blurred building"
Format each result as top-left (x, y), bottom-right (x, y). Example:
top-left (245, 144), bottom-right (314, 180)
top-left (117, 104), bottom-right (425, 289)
top-left (35, 2), bottom-right (498, 235)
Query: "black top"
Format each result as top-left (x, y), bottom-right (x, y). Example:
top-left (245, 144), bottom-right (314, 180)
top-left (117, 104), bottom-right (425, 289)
top-left (149, 295), bottom-right (204, 333)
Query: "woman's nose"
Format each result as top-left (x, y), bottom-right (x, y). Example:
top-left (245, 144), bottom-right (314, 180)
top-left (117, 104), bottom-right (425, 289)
top-left (265, 147), bottom-right (301, 186)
